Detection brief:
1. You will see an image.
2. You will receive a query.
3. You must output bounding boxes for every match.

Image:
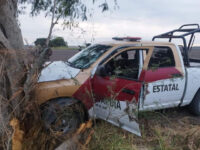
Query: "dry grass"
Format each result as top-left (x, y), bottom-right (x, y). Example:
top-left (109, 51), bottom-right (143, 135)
top-left (88, 108), bottom-right (200, 150)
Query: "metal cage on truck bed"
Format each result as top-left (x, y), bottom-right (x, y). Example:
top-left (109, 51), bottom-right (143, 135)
top-left (152, 24), bottom-right (200, 66)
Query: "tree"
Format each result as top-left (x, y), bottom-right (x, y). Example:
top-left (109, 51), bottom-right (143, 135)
top-left (22, 0), bottom-right (110, 47)
top-left (0, 1), bottom-right (24, 49)
top-left (35, 37), bottom-right (67, 47)
top-left (34, 38), bottom-right (47, 47)
top-left (50, 37), bottom-right (67, 47)
top-left (0, 0), bottom-right (115, 149)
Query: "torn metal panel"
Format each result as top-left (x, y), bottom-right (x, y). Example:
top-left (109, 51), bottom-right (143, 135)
top-left (93, 99), bottom-right (141, 136)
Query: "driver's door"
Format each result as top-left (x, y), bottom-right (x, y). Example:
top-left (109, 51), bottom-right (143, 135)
top-left (91, 47), bottom-right (148, 136)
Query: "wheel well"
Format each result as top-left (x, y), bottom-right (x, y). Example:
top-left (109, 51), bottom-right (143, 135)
top-left (40, 97), bottom-right (89, 121)
top-left (191, 88), bottom-right (200, 104)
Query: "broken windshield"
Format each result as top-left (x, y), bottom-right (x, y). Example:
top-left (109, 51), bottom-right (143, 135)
top-left (67, 44), bottom-right (112, 69)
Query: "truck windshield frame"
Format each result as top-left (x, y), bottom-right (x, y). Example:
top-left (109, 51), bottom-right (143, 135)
top-left (67, 44), bottom-right (112, 69)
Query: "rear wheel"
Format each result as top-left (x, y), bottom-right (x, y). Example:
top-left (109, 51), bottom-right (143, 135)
top-left (41, 98), bottom-right (87, 135)
top-left (189, 90), bottom-right (200, 116)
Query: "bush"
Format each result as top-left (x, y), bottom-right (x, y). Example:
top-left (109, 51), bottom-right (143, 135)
top-left (49, 37), bottom-right (67, 47)
top-left (34, 38), bottom-right (47, 47)
top-left (34, 37), bottom-right (67, 47)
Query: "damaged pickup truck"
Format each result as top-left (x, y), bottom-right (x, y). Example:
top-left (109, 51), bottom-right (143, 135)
top-left (36, 24), bottom-right (200, 136)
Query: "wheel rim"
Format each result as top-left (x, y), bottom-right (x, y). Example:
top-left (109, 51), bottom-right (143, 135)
top-left (53, 112), bottom-right (79, 134)
top-left (41, 101), bottom-right (85, 134)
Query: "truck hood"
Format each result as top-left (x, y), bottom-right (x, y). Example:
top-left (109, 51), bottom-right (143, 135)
top-left (38, 61), bottom-right (80, 82)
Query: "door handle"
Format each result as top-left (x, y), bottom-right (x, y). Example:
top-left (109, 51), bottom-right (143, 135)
top-left (122, 88), bottom-right (135, 95)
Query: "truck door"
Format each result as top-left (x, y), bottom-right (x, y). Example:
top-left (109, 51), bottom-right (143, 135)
top-left (91, 47), bottom-right (148, 136)
top-left (140, 46), bottom-right (186, 110)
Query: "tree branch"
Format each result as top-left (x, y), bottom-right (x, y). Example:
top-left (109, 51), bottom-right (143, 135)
top-left (54, 14), bottom-right (62, 25)
top-left (46, 0), bottom-right (57, 47)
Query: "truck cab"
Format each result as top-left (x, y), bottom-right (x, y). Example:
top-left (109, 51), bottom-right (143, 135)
top-left (37, 24), bottom-right (200, 136)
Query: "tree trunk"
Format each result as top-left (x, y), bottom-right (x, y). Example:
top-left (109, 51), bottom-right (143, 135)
top-left (0, 0), bottom-right (26, 147)
top-left (0, 0), bottom-right (54, 149)
top-left (0, 1), bottom-right (39, 149)
top-left (0, 0), bottom-right (24, 50)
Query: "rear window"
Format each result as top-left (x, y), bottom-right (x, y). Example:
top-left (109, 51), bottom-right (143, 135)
top-left (148, 47), bottom-right (175, 69)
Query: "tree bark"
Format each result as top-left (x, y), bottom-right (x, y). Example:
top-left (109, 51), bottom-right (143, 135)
top-left (0, 0), bottom-right (24, 50)
top-left (46, 0), bottom-right (57, 47)
top-left (0, 1), bottom-right (29, 149)
top-left (0, 0), bottom-right (53, 149)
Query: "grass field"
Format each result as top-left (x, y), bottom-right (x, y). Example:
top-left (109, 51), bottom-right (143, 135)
top-left (88, 108), bottom-right (200, 150)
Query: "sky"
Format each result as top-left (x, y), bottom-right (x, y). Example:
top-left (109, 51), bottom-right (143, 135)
top-left (19, 0), bottom-right (200, 46)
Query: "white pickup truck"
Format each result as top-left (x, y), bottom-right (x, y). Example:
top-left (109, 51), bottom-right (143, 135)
top-left (37, 24), bottom-right (200, 136)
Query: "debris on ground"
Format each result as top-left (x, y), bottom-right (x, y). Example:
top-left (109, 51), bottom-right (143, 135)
top-left (56, 119), bottom-right (94, 150)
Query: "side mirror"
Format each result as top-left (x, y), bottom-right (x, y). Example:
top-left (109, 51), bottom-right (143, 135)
top-left (96, 65), bottom-right (107, 77)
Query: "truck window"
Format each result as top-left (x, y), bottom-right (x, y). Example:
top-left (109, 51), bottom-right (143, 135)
top-left (105, 49), bottom-right (141, 80)
top-left (67, 44), bottom-right (112, 69)
top-left (148, 47), bottom-right (175, 69)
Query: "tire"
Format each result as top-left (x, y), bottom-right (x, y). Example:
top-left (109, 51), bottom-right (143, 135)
top-left (40, 98), bottom-right (87, 134)
top-left (189, 90), bottom-right (200, 116)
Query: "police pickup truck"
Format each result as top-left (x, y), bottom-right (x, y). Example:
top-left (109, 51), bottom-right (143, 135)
top-left (37, 24), bottom-right (200, 136)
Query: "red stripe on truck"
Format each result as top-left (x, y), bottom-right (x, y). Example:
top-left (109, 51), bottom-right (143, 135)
top-left (142, 67), bottom-right (182, 83)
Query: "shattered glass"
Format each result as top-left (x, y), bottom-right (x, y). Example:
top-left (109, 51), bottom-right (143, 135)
top-left (68, 44), bottom-right (112, 69)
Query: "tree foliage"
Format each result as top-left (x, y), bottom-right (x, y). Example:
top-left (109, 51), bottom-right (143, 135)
top-left (19, 0), bottom-right (110, 21)
top-left (34, 38), bottom-right (47, 47)
top-left (35, 37), bottom-right (67, 47)
top-left (19, 0), bottom-right (115, 47)
top-left (50, 37), bottom-right (67, 47)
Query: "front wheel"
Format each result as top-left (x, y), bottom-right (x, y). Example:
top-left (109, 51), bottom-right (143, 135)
top-left (40, 98), bottom-right (87, 135)
top-left (189, 90), bottom-right (200, 116)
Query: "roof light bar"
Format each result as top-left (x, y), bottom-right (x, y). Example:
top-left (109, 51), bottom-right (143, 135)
top-left (112, 37), bottom-right (141, 42)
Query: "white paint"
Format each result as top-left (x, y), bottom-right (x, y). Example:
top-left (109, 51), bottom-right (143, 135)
top-left (190, 62), bottom-right (200, 67)
top-left (92, 100), bottom-right (141, 136)
top-left (139, 45), bottom-right (200, 109)
top-left (38, 61), bottom-right (80, 82)
top-left (141, 78), bottom-right (186, 111)
top-left (140, 45), bottom-right (186, 110)
top-left (181, 67), bottom-right (200, 106)
top-left (175, 45), bottom-right (200, 106)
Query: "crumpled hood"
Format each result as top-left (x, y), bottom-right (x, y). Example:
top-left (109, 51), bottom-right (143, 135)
top-left (38, 61), bottom-right (80, 82)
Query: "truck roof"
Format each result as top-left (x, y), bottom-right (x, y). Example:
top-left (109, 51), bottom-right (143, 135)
top-left (99, 40), bottom-right (176, 47)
